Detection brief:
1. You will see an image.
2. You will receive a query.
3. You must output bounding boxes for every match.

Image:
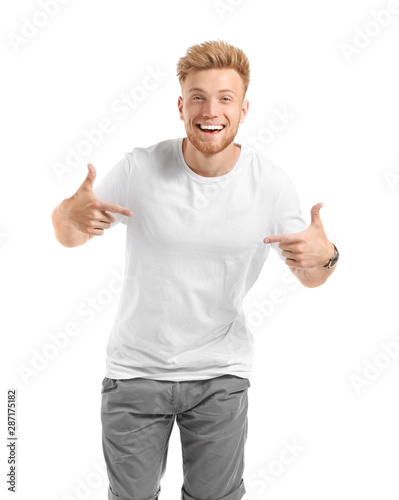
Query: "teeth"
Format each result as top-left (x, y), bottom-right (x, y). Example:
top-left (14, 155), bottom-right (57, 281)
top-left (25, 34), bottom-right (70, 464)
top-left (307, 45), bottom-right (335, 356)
top-left (199, 125), bottom-right (224, 130)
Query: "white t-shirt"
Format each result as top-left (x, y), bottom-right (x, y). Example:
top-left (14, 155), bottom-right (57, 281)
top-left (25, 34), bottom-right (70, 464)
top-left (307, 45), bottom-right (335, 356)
top-left (93, 137), bottom-right (308, 381)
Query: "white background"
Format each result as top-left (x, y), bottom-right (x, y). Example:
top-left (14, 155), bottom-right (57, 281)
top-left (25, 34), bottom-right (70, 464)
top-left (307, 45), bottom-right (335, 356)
top-left (1, 1), bottom-right (399, 499)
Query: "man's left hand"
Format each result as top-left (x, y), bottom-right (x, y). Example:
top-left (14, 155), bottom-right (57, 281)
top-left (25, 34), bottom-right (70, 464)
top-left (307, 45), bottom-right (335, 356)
top-left (263, 202), bottom-right (335, 269)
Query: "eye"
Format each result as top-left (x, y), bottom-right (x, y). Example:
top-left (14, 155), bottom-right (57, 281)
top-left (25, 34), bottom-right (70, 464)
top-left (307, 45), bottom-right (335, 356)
top-left (222, 97), bottom-right (231, 101)
top-left (193, 96), bottom-right (203, 100)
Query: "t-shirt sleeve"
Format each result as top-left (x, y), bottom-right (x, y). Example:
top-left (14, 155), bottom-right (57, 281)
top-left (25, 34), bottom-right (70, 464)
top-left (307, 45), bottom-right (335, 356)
top-left (269, 172), bottom-right (308, 261)
top-left (92, 152), bottom-right (132, 228)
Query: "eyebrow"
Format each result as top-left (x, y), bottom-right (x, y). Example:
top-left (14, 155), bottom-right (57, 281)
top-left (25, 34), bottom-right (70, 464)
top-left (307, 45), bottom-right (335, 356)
top-left (188, 87), bottom-right (237, 95)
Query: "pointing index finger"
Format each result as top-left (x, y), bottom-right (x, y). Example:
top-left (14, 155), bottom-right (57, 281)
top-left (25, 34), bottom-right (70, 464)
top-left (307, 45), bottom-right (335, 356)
top-left (263, 233), bottom-right (299, 244)
top-left (100, 201), bottom-right (133, 217)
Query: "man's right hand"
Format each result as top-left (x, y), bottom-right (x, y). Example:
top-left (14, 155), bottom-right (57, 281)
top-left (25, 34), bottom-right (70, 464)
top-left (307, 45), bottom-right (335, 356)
top-left (62, 163), bottom-right (133, 236)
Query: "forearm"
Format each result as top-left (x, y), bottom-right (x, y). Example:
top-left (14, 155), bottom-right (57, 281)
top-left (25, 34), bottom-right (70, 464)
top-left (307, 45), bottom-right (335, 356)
top-left (291, 264), bottom-right (336, 288)
top-left (51, 199), bottom-right (92, 248)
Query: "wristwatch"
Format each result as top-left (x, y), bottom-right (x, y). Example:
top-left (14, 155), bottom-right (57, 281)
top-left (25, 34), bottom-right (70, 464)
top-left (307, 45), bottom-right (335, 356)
top-left (323, 243), bottom-right (339, 269)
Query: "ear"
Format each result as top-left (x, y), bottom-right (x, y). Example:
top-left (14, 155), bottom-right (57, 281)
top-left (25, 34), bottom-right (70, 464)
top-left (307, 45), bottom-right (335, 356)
top-left (240, 99), bottom-right (249, 124)
top-left (177, 96), bottom-right (184, 121)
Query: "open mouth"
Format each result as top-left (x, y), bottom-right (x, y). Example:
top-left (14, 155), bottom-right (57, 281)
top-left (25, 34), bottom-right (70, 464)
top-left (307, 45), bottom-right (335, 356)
top-left (197, 124), bottom-right (225, 136)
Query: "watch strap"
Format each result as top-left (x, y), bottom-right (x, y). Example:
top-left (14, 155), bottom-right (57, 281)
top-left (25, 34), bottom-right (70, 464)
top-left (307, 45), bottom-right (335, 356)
top-left (323, 243), bottom-right (339, 269)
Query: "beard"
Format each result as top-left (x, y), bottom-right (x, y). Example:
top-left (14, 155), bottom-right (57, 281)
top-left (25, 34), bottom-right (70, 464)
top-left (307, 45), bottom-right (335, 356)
top-left (185, 123), bottom-right (238, 155)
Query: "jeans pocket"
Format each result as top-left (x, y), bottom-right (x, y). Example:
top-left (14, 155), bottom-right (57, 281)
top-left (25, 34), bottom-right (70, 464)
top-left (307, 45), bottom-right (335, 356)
top-left (101, 377), bottom-right (118, 394)
top-left (227, 376), bottom-right (251, 395)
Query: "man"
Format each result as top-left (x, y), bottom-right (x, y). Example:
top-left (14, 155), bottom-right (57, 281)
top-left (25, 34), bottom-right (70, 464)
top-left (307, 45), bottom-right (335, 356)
top-left (52, 40), bottom-right (338, 500)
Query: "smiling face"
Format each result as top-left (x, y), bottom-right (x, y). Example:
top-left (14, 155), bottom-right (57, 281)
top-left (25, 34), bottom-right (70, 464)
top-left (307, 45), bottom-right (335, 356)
top-left (178, 68), bottom-right (249, 155)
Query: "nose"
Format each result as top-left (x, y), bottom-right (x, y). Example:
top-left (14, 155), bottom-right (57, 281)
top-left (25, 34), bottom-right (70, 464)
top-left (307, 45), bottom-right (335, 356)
top-left (202, 99), bottom-right (219, 118)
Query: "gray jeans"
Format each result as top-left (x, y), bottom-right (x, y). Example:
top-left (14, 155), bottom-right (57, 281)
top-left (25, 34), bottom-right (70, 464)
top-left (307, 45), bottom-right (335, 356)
top-left (101, 374), bottom-right (250, 500)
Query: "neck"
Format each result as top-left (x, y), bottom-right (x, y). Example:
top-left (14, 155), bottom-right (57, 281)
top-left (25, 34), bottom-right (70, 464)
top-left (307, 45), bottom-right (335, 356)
top-left (182, 138), bottom-right (241, 177)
